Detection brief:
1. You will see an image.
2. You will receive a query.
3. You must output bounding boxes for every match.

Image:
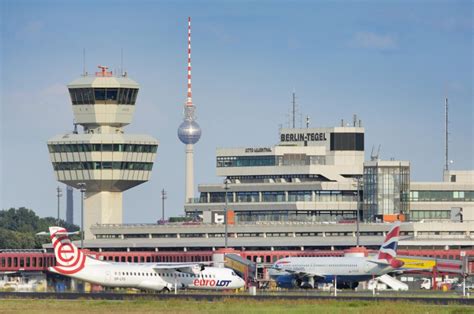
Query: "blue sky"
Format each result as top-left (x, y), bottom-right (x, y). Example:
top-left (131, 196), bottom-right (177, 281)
top-left (1, 0), bottom-right (472, 224)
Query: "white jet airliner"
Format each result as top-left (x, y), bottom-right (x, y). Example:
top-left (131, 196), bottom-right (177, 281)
top-left (270, 222), bottom-right (404, 289)
top-left (44, 226), bottom-right (245, 291)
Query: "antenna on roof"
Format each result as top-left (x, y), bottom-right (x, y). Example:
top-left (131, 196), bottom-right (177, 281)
top-left (121, 48), bottom-right (124, 76)
top-left (82, 48), bottom-right (86, 76)
top-left (292, 91), bottom-right (297, 128)
top-left (73, 120), bottom-right (78, 134)
top-left (370, 145), bottom-right (381, 161)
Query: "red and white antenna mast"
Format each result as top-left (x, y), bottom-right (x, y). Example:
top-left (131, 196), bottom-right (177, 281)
top-left (186, 16), bottom-right (193, 107)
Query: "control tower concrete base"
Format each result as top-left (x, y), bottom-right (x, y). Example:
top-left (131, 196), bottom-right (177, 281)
top-left (84, 192), bottom-right (122, 239)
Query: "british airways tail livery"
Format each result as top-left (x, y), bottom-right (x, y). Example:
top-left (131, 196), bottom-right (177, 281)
top-left (377, 222), bottom-right (404, 268)
top-left (270, 222), bottom-right (404, 289)
top-left (46, 227), bottom-right (245, 291)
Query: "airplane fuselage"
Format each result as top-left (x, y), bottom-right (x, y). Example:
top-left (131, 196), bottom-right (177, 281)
top-left (271, 256), bottom-right (393, 288)
top-left (49, 263), bottom-right (244, 291)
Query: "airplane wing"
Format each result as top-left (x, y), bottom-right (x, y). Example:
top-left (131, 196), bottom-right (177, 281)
top-left (152, 262), bottom-right (213, 274)
top-left (278, 268), bottom-right (325, 279)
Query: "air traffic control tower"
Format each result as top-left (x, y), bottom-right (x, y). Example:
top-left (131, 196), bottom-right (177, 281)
top-left (48, 66), bottom-right (159, 239)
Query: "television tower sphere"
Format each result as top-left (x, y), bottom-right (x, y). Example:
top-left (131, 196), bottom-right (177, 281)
top-left (177, 119), bottom-right (202, 145)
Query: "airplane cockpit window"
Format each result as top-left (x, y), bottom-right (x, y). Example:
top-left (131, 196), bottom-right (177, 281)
top-left (231, 271), bottom-right (237, 276)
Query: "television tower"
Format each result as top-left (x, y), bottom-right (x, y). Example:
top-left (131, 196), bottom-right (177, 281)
top-left (178, 17), bottom-right (202, 203)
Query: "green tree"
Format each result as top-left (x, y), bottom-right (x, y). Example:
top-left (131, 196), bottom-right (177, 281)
top-left (0, 207), bottom-right (80, 249)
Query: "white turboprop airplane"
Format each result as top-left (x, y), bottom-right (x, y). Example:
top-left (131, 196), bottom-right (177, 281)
top-left (269, 222), bottom-right (404, 289)
top-left (43, 226), bottom-right (245, 291)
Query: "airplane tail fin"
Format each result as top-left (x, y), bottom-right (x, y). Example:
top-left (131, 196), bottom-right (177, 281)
top-left (49, 226), bottom-right (104, 275)
top-left (377, 222), bottom-right (401, 266)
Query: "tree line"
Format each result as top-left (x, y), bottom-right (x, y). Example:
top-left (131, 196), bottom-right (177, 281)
top-left (0, 207), bottom-right (79, 249)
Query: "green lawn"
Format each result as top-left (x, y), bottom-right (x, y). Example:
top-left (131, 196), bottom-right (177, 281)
top-left (0, 299), bottom-right (472, 314)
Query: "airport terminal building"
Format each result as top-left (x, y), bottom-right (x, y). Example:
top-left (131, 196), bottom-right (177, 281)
top-left (183, 123), bottom-right (473, 224)
top-left (85, 121), bottom-right (473, 252)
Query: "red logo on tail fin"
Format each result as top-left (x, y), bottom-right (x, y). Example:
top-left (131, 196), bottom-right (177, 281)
top-left (50, 227), bottom-right (85, 275)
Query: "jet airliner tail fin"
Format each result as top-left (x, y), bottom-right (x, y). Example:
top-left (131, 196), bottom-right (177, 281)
top-left (377, 222), bottom-right (401, 263)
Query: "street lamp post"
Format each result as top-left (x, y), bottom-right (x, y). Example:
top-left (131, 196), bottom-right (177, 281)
top-left (77, 183), bottom-right (86, 249)
top-left (161, 189), bottom-right (167, 222)
top-left (224, 178), bottom-right (231, 249)
top-left (56, 186), bottom-right (62, 226)
top-left (355, 177), bottom-right (362, 247)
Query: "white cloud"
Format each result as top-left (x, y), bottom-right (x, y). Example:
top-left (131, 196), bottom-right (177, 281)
top-left (351, 31), bottom-right (398, 50)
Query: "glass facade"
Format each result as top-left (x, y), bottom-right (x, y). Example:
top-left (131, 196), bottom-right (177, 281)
top-left (201, 190), bottom-right (357, 203)
top-left (410, 191), bottom-right (473, 202)
top-left (330, 132), bottom-right (364, 151)
top-left (410, 210), bottom-right (451, 221)
top-left (236, 192), bottom-right (259, 203)
top-left (208, 192), bottom-right (232, 203)
top-left (363, 162), bottom-right (410, 221)
top-left (216, 155), bottom-right (326, 168)
top-left (48, 143), bottom-right (157, 153)
top-left (216, 156), bottom-right (276, 168)
top-left (53, 162), bottom-right (153, 171)
top-left (236, 210), bottom-right (356, 223)
top-left (288, 191), bottom-right (312, 202)
top-left (69, 88), bottom-right (138, 105)
top-left (262, 191), bottom-right (286, 202)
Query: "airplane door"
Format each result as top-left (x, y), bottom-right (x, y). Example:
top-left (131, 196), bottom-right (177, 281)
top-left (105, 271), bottom-right (111, 283)
top-left (364, 262), bottom-right (371, 274)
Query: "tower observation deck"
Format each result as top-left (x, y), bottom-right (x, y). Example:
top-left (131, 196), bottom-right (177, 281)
top-left (47, 66), bottom-right (159, 239)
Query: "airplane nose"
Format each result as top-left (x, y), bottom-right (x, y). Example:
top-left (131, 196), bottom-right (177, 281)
top-left (236, 278), bottom-right (245, 288)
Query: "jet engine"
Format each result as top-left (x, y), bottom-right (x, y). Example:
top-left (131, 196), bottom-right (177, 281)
top-left (276, 275), bottom-right (315, 289)
top-left (276, 275), bottom-right (301, 288)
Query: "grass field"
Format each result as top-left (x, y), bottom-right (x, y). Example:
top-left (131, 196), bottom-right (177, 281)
top-left (0, 299), bottom-right (472, 314)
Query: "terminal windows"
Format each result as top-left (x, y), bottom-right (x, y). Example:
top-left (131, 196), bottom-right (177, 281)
top-left (236, 192), bottom-right (259, 203)
top-left (288, 191), bottom-right (312, 202)
top-left (409, 191), bottom-right (473, 202)
top-left (330, 133), bottom-right (364, 151)
top-left (216, 156), bottom-right (276, 168)
top-left (410, 210), bottom-right (450, 220)
top-left (262, 191), bottom-right (285, 202)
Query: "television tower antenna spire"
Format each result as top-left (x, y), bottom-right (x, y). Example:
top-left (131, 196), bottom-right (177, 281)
top-left (186, 16), bottom-right (193, 107)
top-left (444, 97), bottom-right (449, 173)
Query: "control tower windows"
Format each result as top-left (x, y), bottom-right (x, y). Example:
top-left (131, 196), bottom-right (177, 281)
top-left (102, 144), bottom-right (113, 151)
top-left (118, 88), bottom-right (138, 105)
top-left (48, 143), bottom-right (158, 153)
top-left (69, 88), bottom-right (138, 105)
top-left (94, 89), bottom-right (106, 101)
top-left (53, 162), bottom-right (153, 171)
top-left (106, 89), bottom-right (118, 102)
